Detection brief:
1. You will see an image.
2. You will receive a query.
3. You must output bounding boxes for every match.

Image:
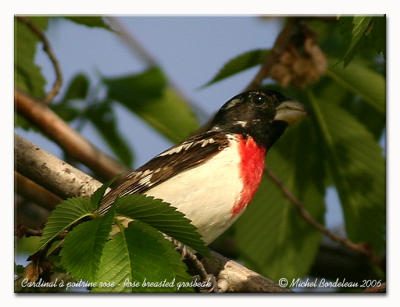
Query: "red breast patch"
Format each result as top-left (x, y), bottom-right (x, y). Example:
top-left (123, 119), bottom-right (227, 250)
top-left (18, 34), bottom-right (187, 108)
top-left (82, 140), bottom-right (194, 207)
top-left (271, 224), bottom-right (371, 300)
top-left (232, 135), bottom-right (266, 216)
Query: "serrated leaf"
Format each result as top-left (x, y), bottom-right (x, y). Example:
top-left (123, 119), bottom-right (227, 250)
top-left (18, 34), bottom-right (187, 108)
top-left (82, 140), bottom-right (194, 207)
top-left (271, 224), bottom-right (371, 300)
top-left (92, 221), bottom-right (194, 293)
top-left (86, 101), bottom-right (134, 167)
top-left (103, 67), bottom-right (199, 143)
top-left (14, 16), bottom-right (48, 99)
top-left (235, 116), bottom-right (325, 282)
top-left (91, 231), bottom-right (131, 292)
top-left (202, 49), bottom-right (270, 87)
top-left (327, 58), bottom-right (385, 113)
top-left (60, 207), bottom-right (116, 281)
top-left (342, 16), bottom-right (372, 66)
top-left (64, 16), bottom-right (112, 31)
top-left (308, 89), bottom-right (385, 253)
top-left (115, 194), bottom-right (209, 257)
top-left (37, 197), bottom-right (96, 252)
top-left (90, 176), bottom-right (119, 207)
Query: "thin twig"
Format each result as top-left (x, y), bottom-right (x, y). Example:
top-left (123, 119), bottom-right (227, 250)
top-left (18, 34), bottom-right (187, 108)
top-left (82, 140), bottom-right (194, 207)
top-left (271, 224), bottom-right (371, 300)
top-left (243, 17), bottom-right (380, 264)
top-left (264, 166), bottom-right (379, 264)
top-left (16, 16), bottom-right (63, 104)
top-left (106, 16), bottom-right (157, 66)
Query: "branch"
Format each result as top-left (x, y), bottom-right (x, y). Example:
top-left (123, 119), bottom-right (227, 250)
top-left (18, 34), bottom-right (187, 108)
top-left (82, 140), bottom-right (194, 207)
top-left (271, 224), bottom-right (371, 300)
top-left (16, 16), bottom-right (63, 104)
top-left (245, 18), bottom-right (296, 91)
top-left (264, 166), bottom-right (380, 265)
top-left (15, 171), bottom-right (61, 211)
top-left (15, 134), bottom-right (289, 293)
top-left (243, 17), bottom-right (380, 265)
top-left (202, 251), bottom-right (290, 293)
top-left (15, 133), bottom-right (103, 199)
top-left (15, 89), bottom-right (127, 179)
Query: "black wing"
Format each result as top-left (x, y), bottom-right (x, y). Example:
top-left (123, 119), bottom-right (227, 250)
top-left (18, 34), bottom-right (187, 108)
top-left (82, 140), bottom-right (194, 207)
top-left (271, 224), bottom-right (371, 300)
top-left (96, 131), bottom-right (230, 214)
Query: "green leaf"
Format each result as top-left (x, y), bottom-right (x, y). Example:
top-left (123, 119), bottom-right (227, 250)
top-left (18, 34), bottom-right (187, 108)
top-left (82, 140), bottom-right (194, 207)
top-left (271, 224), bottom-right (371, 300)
top-left (317, 79), bottom-right (385, 140)
top-left (61, 73), bottom-right (90, 102)
top-left (15, 263), bottom-right (25, 275)
top-left (90, 176), bottom-right (119, 208)
top-left (50, 104), bottom-right (81, 122)
top-left (115, 194), bottom-right (209, 257)
top-left (202, 49), bottom-right (270, 87)
top-left (368, 16), bottom-right (386, 57)
top-left (14, 16), bottom-right (48, 98)
top-left (90, 230), bottom-right (130, 292)
top-left (60, 207), bottom-right (116, 281)
top-left (104, 67), bottom-right (166, 103)
top-left (342, 16), bottom-right (372, 66)
top-left (86, 101), bottom-right (134, 168)
top-left (14, 113), bottom-right (34, 130)
top-left (64, 17), bottom-right (112, 31)
top-left (234, 116), bottom-right (325, 282)
top-left (37, 197), bottom-right (96, 252)
top-left (92, 221), bottom-right (194, 293)
top-left (327, 58), bottom-right (385, 113)
top-left (50, 73), bottom-right (90, 122)
top-left (308, 89), bottom-right (385, 253)
top-left (340, 96), bottom-right (385, 141)
top-left (104, 67), bottom-right (199, 143)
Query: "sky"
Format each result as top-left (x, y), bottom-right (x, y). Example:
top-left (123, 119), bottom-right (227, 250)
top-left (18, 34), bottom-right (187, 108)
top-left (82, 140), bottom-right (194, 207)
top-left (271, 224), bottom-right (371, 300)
top-left (15, 16), bottom-right (344, 232)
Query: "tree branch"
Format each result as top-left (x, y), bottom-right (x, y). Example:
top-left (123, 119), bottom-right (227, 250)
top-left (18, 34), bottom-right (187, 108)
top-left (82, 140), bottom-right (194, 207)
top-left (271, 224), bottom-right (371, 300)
top-left (15, 133), bottom-right (103, 199)
top-left (202, 251), bottom-right (290, 293)
top-left (16, 16), bottom-right (63, 104)
top-left (15, 171), bottom-right (61, 211)
top-left (14, 133), bottom-right (289, 293)
top-left (15, 89), bottom-right (127, 179)
top-left (246, 18), bottom-right (296, 91)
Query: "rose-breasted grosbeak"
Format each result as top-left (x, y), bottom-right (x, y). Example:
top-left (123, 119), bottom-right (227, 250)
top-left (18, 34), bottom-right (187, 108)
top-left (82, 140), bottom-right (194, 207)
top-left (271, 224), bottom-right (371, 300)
top-left (97, 89), bottom-right (306, 244)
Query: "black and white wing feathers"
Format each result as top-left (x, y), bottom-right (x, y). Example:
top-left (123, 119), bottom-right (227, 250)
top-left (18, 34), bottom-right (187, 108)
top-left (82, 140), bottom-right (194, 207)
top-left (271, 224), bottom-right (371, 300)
top-left (96, 132), bottom-right (230, 214)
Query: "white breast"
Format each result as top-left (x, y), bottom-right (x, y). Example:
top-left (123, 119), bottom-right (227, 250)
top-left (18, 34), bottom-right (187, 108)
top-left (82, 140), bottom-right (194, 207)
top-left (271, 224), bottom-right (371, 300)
top-left (145, 136), bottom-right (243, 244)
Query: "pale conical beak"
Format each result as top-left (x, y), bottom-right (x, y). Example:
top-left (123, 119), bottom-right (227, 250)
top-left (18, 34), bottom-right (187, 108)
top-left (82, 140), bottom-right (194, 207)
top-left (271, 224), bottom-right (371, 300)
top-left (274, 100), bottom-right (307, 125)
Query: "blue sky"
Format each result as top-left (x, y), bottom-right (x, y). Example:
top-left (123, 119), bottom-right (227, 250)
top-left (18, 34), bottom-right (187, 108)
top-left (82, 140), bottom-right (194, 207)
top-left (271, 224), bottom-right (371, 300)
top-left (16, 16), bottom-right (344, 230)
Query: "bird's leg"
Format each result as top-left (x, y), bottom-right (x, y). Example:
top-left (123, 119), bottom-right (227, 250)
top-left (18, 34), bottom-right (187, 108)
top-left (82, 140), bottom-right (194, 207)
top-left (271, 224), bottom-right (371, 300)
top-left (171, 238), bottom-right (218, 292)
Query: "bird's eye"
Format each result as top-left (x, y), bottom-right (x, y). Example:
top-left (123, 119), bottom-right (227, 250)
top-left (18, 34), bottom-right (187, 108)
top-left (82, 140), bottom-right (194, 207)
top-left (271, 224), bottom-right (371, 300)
top-left (253, 94), bottom-right (266, 105)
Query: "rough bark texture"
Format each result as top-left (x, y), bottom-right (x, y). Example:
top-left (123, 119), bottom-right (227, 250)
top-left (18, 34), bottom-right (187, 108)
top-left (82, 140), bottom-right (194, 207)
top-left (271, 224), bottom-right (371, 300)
top-left (15, 133), bottom-right (103, 199)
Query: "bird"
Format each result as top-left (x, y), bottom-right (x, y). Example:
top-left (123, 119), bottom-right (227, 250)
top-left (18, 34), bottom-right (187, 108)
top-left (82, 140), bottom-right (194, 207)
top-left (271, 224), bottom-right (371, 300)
top-left (96, 89), bottom-right (307, 245)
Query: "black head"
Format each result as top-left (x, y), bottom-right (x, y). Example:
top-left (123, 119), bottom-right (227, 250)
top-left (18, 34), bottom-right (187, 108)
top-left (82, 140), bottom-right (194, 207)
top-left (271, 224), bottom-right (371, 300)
top-left (209, 89), bottom-right (307, 148)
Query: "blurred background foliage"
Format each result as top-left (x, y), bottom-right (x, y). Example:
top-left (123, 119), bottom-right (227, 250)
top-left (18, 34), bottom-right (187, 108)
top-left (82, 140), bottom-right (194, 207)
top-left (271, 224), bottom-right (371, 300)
top-left (15, 16), bottom-right (385, 290)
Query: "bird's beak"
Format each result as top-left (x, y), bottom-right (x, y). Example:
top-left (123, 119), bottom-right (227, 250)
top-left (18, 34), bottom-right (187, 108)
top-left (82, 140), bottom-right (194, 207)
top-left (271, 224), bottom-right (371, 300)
top-left (273, 100), bottom-right (307, 125)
